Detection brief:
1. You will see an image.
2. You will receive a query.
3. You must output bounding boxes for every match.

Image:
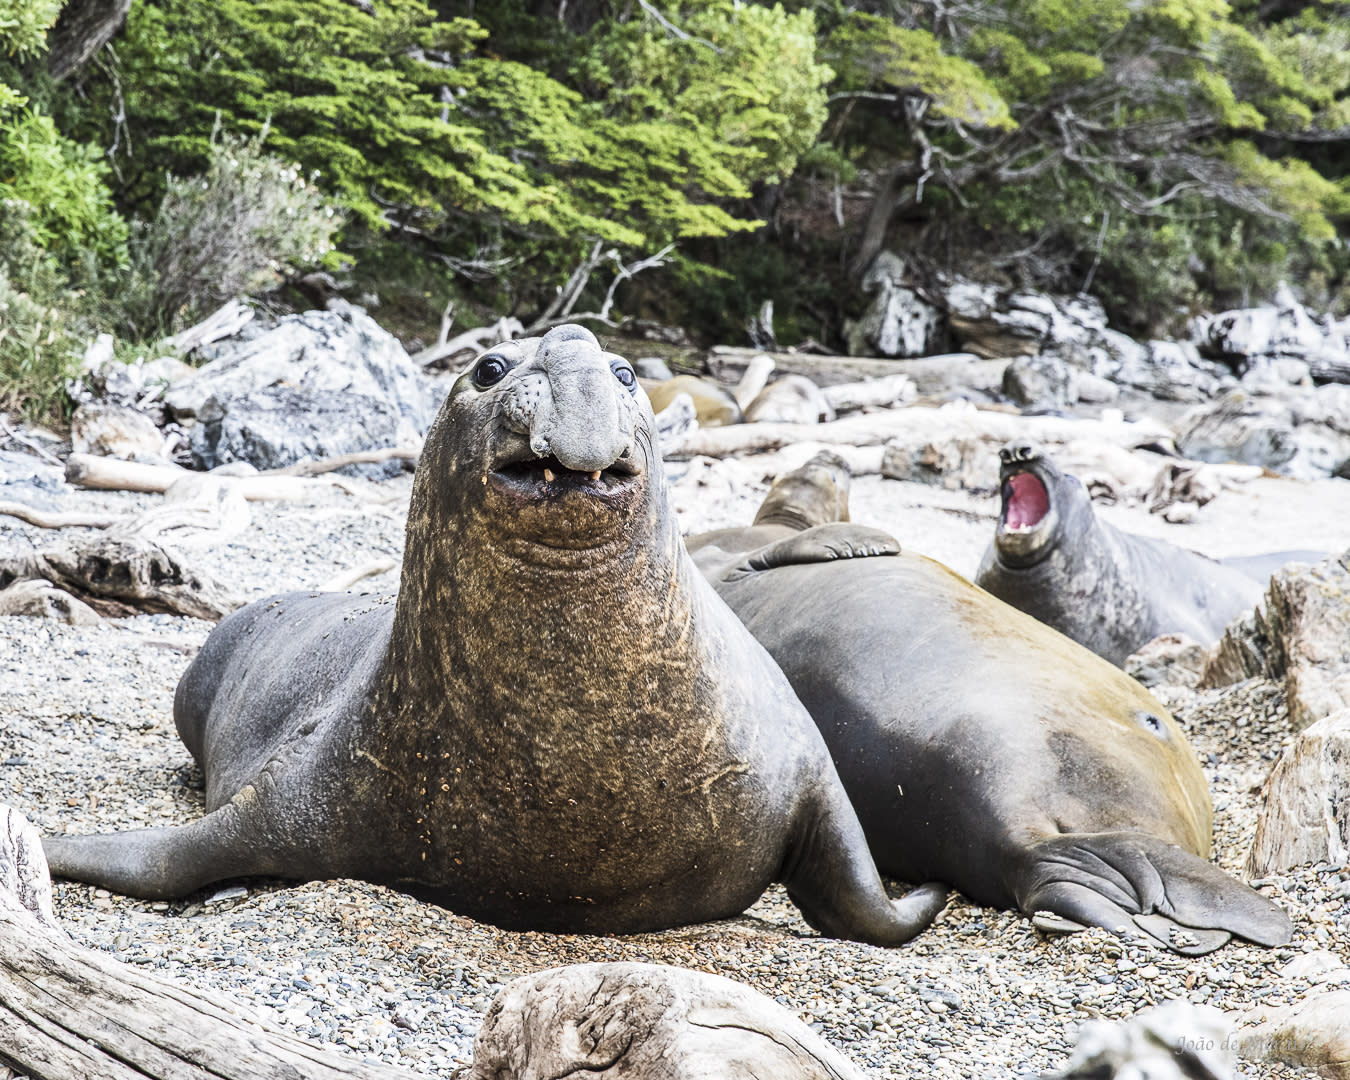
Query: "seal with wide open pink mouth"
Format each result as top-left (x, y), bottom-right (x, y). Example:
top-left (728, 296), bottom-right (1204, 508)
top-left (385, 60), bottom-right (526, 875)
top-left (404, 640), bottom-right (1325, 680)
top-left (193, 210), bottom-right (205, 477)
top-left (993, 444), bottom-right (1059, 566)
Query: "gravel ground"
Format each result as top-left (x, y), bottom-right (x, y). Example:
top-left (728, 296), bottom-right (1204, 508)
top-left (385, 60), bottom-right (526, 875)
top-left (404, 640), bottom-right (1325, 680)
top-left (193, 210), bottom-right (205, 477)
top-left (2, 445), bottom-right (1349, 1078)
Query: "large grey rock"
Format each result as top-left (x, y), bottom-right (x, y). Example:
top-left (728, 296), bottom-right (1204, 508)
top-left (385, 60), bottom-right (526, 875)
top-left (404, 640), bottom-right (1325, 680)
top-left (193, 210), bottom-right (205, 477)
top-left (164, 305), bottom-right (438, 471)
top-left (846, 252), bottom-right (943, 358)
top-left (1236, 989), bottom-right (1350, 1078)
top-left (190, 386), bottom-right (407, 476)
top-left (1175, 390), bottom-right (1350, 480)
top-left (1245, 709), bottom-right (1350, 877)
top-left (1041, 1000), bottom-right (1235, 1080)
top-left (70, 403), bottom-right (167, 463)
top-left (1204, 549), bottom-right (1350, 730)
top-left (1002, 353), bottom-right (1077, 411)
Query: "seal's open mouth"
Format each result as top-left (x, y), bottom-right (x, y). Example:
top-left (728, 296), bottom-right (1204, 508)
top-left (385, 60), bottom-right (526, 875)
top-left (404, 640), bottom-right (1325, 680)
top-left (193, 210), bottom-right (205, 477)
top-left (994, 465), bottom-right (1058, 567)
top-left (490, 451), bottom-right (641, 501)
top-left (1002, 471), bottom-right (1049, 532)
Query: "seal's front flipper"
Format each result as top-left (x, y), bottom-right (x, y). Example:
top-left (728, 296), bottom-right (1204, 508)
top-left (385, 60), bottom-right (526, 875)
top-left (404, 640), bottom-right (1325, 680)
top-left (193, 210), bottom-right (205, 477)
top-left (726, 524), bottom-right (901, 582)
top-left (43, 801), bottom-right (277, 900)
top-left (1016, 832), bottom-right (1292, 955)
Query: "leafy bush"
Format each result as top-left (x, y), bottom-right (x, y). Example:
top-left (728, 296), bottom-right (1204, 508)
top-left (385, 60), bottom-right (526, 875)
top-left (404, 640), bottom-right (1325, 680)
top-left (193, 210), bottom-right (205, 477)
top-left (110, 131), bottom-right (345, 337)
top-left (0, 201), bottom-right (85, 422)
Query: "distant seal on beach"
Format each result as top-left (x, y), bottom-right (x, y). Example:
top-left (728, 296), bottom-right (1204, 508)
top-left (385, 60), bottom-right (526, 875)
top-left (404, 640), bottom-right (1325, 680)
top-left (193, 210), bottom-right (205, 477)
top-left (688, 454), bottom-right (1292, 954)
top-left (975, 444), bottom-right (1266, 666)
top-left (44, 325), bottom-right (946, 945)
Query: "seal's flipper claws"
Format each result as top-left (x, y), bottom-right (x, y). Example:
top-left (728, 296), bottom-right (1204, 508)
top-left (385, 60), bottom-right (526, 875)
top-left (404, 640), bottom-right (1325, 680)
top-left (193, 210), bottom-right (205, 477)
top-left (726, 524), bottom-right (901, 581)
top-left (1018, 832), bottom-right (1293, 954)
top-left (1132, 913), bottom-right (1232, 957)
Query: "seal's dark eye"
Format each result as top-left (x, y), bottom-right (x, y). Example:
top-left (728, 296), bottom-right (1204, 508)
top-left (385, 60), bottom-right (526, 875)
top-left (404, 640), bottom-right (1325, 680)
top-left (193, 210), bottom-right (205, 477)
top-left (472, 355), bottom-right (509, 389)
top-left (612, 363), bottom-right (637, 391)
top-left (1138, 712), bottom-right (1166, 737)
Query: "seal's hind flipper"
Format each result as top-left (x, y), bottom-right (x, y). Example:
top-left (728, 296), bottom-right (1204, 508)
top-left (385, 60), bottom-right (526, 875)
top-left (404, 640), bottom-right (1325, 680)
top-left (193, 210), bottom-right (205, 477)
top-left (1015, 832), bottom-right (1292, 955)
top-left (726, 524), bottom-right (900, 581)
top-left (43, 800), bottom-right (283, 900)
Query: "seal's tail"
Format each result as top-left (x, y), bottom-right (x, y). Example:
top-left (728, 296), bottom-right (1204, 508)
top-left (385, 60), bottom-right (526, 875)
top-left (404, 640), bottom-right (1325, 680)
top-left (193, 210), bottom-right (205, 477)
top-left (1015, 831), bottom-right (1293, 956)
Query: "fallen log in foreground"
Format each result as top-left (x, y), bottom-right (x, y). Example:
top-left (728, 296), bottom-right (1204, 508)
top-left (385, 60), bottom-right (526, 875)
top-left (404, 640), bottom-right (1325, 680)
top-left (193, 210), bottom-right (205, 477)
top-left (0, 806), bottom-right (417, 1080)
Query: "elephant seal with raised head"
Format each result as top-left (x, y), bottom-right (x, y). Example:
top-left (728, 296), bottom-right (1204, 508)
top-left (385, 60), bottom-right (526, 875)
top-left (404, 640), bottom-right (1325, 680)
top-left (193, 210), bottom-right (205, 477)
top-left (44, 325), bottom-right (946, 945)
top-left (687, 454), bottom-right (1292, 954)
top-left (975, 444), bottom-right (1265, 666)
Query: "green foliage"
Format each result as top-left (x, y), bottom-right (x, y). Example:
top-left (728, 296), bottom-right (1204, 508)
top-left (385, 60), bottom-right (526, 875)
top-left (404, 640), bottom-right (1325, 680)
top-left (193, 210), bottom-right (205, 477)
top-left (826, 14), bottom-right (1013, 130)
top-left (0, 201), bottom-right (84, 422)
top-left (0, 0), bottom-right (64, 57)
top-left (0, 109), bottom-right (128, 268)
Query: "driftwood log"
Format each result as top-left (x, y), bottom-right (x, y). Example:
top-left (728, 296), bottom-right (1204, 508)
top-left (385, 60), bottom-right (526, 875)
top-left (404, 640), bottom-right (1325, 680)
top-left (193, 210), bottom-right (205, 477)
top-left (0, 534), bottom-right (244, 620)
top-left (0, 806), bottom-right (418, 1080)
top-left (65, 454), bottom-right (360, 502)
top-left (459, 962), bottom-right (870, 1080)
top-left (663, 402), bottom-right (1172, 461)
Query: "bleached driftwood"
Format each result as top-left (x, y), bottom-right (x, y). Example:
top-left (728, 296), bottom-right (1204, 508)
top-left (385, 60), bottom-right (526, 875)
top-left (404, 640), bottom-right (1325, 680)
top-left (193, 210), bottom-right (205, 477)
top-left (160, 299), bottom-right (255, 355)
top-left (0, 805), bottom-right (418, 1080)
top-left (460, 962), bottom-right (870, 1080)
top-left (0, 500), bottom-right (120, 530)
top-left (0, 534), bottom-right (244, 620)
top-left (263, 446), bottom-right (421, 477)
top-left (65, 454), bottom-right (347, 502)
top-left (822, 373), bottom-right (918, 414)
top-left (731, 353), bottom-right (775, 411)
top-left (662, 403), bottom-right (1173, 461)
top-left (413, 316), bottom-right (524, 369)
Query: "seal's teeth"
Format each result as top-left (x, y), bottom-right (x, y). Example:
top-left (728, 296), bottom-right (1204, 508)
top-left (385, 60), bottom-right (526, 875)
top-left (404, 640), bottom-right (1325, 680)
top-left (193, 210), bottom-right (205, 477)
top-left (544, 467), bottom-right (556, 483)
top-left (589, 470), bottom-right (601, 481)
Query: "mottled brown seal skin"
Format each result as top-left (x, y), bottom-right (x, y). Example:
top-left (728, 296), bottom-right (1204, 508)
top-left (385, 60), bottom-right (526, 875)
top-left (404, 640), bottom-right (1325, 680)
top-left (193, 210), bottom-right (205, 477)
top-left (689, 453), bottom-right (1293, 955)
top-left (44, 325), bottom-right (947, 945)
top-left (975, 444), bottom-right (1264, 667)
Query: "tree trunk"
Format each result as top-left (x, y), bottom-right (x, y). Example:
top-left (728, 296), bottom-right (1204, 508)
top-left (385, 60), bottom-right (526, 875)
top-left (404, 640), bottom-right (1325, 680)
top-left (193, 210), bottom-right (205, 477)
top-left (46, 0), bottom-right (133, 81)
top-left (0, 806), bottom-right (417, 1080)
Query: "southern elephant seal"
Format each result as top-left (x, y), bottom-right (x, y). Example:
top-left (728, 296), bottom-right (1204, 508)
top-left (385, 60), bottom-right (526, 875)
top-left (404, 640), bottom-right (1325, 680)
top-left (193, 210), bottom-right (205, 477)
top-left (687, 454), bottom-right (1292, 954)
top-left (975, 444), bottom-right (1264, 666)
top-left (44, 325), bottom-right (946, 945)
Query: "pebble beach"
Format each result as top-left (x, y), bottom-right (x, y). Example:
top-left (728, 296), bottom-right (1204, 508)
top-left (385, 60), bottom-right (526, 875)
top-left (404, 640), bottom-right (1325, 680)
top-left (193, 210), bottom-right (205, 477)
top-left (3, 456), bottom-right (1349, 1078)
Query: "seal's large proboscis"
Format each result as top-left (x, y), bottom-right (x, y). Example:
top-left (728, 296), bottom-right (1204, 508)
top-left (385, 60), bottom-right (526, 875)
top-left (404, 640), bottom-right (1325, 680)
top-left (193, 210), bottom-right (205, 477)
top-left (43, 325), bottom-right (947, 945)
top-left (687, 454), bottom-right (1292, 955)
top-left (974, 444), bottom-right (1264, 666)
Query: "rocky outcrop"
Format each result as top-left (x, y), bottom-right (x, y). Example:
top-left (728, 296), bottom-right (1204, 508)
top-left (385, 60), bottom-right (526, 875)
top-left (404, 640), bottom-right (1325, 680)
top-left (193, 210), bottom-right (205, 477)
top-left (1245, 710), bottom-right (1350, 877)
top-left (1236, 989), bottom-right (1350, 1079)
top-left (70, 403), bottom-right (168, 463)
top-left (1041, 1000), bottom-right (1236, 1080)
top-left (1203, 550), bottom-right (1350, 730)
top-left (164, 304), bottom-right (441, 475)
top-left (845, 252), bottom-right (944, 359)
top-left (1175, 389), bottom-right (1350, 480)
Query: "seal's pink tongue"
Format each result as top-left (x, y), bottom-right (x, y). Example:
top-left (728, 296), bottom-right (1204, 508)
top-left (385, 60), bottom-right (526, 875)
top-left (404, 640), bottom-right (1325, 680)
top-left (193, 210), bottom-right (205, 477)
top-left (1005, 472), bottom-right (1049, 529)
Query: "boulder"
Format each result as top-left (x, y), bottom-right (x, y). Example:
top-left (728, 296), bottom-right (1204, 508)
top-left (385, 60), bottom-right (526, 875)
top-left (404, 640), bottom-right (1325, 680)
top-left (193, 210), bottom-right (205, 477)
top-left (846, 252), bottom-right (943, 358)
top-left (1203, 550), bottom-right (1350, 730)
top-left (190, 386), bottom-right (408, 476)
top-left (0, 579), bottom-right (104, 626)
top-left (0, 450), bottom-right (65, 508)
top-left (459, 962), bottom-right (870, 1080)
top-left (1175, 390), bottom-right (1350, 480)
top-left (164, 305), bottom-right (439, 472)
top-left (1125, 634), bottom-right (1209, 690)
top-left (70, 403), bottom-right (167, 463)
top-left (1002, 353), bottom-right (1077, 412)
top-left (1041, 1000), bottom-right (1235, 1080)
top-left (1236, 989), bottom-right (1350, 1078)
top-left (1245, 709), bottom-right (1350, 877)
